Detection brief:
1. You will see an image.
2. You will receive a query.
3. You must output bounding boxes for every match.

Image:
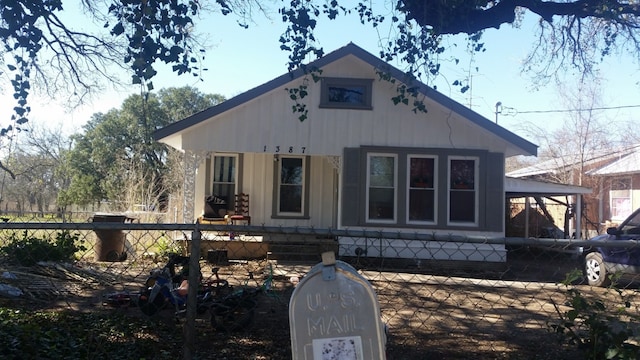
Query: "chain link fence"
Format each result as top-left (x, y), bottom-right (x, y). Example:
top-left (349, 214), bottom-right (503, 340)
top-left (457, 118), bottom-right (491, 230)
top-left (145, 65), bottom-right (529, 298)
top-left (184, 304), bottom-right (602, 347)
top-left (0, 214), bottom-right (639, 359)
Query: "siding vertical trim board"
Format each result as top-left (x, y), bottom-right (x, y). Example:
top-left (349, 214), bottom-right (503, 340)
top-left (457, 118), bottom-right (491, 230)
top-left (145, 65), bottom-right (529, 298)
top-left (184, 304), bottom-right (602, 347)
top-left (485, 152), bottom-right (505, 232)
top-left (341, 148), bottom-right (361, 226)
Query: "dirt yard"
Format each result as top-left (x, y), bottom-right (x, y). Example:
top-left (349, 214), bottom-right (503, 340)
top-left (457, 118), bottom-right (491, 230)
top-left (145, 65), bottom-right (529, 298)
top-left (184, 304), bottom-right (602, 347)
top-left (2, 250), bottom-right (637, 359)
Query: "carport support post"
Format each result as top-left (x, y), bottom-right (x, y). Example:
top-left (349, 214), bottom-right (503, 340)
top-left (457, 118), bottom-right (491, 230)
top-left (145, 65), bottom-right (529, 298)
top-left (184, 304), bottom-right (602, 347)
top-left (183, 226), bottom-right (201, 360)
top-left (524, 197), bottom-right (530, 238)
top-left (575, 195), bottom-right (582, 239)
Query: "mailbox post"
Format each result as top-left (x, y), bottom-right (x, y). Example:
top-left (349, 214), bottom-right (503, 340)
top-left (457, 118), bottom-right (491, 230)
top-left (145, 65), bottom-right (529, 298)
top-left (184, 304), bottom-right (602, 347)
top-left (289, 252), bottom-right (387, 360)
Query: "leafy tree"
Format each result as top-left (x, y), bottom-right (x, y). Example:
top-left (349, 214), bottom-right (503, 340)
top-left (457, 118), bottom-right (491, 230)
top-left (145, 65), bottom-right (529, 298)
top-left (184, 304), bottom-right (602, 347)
top-left (3, 1), bottom-right (640, 132)
top-left (157, 86), bottom-right (225, 123)
top-left (59, 113), bottom-right (112, 209)
top-left (61, 86), bottom-right (223, 210)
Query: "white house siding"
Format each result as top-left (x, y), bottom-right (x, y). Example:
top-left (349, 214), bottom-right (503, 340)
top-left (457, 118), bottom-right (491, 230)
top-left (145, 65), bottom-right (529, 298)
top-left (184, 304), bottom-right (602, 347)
top-left (178, 55), bottom-right (520, 157)
top-left (307, 156), bottom-right (339, 228)
top-left (338, 237), bottom-right (506, 262)
top-left (155, 43), bottom-right (540, 263)
top-left (181, 57), bottom-right (514, 260)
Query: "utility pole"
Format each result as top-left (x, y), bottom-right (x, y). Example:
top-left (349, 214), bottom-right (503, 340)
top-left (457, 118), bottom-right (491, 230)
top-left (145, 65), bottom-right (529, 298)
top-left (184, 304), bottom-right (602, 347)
top-left (495, 101), bottom-right (502, 124)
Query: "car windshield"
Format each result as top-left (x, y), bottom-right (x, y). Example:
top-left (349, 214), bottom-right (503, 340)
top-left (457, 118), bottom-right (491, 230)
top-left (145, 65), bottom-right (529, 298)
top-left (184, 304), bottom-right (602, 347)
top-left (620, 210), bottom-right (640, 233)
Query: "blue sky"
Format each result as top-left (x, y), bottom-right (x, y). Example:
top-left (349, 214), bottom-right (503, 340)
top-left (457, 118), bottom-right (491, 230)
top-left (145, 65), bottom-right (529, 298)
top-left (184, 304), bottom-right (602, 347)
top-left (2, 4), bottom-right (639, 149)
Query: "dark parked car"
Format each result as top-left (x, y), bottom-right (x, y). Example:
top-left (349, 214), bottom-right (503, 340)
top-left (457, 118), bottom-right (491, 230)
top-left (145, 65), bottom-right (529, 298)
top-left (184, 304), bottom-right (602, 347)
top-left (582, 208), bottom-right (640, 287)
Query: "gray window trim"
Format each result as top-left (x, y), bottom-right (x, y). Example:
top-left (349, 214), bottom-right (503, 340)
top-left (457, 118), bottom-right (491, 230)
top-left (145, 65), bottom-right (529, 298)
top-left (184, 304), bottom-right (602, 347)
top-left (406, 154), bottom-right (438, 225)
top-left (271, 155), bottom-right (311, 219)
top-left (447, 155), bottom-right (480, 226)
top-left (208, 153), bottom-right (242, 209)
top-left (319, 77), bottom-right (373, 110)
top-left (366, 153), bottom-right (398, 224)
top-left (351, 146), bottom-right (493, 230)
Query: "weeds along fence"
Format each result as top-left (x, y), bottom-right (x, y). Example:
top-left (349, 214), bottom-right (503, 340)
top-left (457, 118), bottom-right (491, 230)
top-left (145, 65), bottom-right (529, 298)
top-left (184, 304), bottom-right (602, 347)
top-left (1, 219), bottom-right (640, 359)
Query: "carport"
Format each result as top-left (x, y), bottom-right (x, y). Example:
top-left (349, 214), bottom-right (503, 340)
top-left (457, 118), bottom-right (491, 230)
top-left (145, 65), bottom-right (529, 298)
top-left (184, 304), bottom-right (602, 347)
top-left (505, 177), bottom-right (592, 239)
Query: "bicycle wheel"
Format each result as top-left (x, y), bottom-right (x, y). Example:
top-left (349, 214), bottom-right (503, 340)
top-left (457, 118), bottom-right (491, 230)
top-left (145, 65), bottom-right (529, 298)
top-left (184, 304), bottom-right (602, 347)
top-left (138, 290), bottom-right (166, 316)
top-left (210, 296), bottom-right (257, 331)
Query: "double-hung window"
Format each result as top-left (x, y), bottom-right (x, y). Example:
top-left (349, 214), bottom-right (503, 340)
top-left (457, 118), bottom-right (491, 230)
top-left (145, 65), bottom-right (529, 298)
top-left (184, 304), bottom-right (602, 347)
top-left (407, 155), bottom-right (437, 224)
top-left (610, 177), bottom-right (632, 220)
top-left (212, 155), bottom-right (237, 210)
top-left (278, 156), bottom-right (305, 215)
top-left (448, 157), bottom-right (478, 225)
top-left (367, 154), bottom-right (397, 222)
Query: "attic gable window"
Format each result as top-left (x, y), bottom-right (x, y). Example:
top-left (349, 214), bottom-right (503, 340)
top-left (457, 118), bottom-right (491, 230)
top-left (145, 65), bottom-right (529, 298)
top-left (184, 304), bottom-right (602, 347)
top-left (320, 77), bottom-right (373, 110)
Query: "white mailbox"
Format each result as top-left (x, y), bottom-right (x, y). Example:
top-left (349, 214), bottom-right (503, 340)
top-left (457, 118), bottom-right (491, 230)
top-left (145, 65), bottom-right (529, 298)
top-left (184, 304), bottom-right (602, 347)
top-left (289, 252), bottom-right (387, 360)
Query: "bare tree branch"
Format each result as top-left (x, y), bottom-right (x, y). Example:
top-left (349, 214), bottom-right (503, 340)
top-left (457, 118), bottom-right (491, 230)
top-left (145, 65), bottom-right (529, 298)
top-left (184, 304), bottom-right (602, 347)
top-left (403, 0), bottom-right (640, 35)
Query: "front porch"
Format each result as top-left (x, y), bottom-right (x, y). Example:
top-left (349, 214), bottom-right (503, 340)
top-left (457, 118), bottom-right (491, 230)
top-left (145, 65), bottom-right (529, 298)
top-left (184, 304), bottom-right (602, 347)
top-left (177, 231), bottom-right (339, 263)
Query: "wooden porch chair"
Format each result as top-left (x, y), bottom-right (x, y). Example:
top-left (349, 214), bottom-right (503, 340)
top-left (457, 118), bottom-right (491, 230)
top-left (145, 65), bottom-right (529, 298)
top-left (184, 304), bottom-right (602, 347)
top-left (197, 195), bottom-right (229, 224)
top-left (229, 193), bottom-right (251, 225)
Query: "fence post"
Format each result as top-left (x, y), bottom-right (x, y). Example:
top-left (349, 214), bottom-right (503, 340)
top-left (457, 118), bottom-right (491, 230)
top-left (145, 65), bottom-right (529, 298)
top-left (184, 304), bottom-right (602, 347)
top-left (183, 226), bottom-right (201, 360)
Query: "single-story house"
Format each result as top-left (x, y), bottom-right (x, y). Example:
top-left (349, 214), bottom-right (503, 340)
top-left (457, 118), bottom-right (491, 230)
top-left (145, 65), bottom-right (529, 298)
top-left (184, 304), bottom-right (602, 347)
top-left (154, 43), bottom-right (539, 262)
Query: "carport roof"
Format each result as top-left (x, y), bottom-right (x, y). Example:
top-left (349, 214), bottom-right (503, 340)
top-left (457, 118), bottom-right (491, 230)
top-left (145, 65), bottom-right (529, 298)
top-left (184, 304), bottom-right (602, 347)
top-left (505, 177), bottom-right (591, 198)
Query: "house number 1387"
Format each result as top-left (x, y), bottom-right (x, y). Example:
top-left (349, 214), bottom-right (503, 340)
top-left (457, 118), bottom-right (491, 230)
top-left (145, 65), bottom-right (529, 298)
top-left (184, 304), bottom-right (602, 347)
top-left (263, 145), bottom-right (306, 154)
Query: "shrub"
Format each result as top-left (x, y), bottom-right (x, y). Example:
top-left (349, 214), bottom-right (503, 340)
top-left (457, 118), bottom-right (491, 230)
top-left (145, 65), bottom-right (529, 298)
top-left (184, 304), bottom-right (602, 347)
top-left (0, 307), bottom-right (182, 358)
top-left (0, 230), bottom-right (86, 266)
top-left (155, 233), bottom-right (183, 257)
top-left (549, 269), bottom-right (640, 359)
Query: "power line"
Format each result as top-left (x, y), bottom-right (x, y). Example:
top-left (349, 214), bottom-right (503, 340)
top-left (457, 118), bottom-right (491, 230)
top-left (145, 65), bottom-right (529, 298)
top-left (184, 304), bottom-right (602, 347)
top-left (517, 104), bottom-right (640, 115)
top-left (494, 103), bottom-right (640, 123)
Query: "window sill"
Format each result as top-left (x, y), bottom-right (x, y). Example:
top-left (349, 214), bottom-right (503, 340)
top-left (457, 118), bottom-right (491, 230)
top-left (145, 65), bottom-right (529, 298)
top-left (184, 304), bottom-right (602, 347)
top-left (319, 103), bottom-right (373, 110)
top-left (271, 215), bottom-right (310, 220)
top-left (447, 221), bottom-right (479, 227)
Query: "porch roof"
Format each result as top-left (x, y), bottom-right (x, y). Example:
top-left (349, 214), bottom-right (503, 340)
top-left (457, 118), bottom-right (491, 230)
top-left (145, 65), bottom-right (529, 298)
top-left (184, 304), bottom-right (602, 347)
top-left (154, 43), bottom-right (537, 158)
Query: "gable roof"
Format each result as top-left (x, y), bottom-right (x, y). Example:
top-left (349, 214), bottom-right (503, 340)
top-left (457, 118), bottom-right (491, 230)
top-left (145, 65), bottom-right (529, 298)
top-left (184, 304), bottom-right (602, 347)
top-left (588, 146), bottom-right (640, 175)
top-left (154, 43), bottom-right (537, 156)
top-left (508, 146), bottom-right (640, 178)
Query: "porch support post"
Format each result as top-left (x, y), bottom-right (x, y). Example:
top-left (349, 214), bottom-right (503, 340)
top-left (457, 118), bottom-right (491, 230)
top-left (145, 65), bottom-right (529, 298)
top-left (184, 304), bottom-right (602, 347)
top-left (183, 150), bottom-right (206, 223)
top-left (326, 156), bottom-right (343, 228)
top-left (524, 197), bottom-right (530, 238)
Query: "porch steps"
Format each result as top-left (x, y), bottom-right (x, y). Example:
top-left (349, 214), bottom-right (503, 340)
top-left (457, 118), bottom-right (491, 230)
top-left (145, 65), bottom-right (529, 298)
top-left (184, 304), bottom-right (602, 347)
top-left (188, 236), bottom-right (339, 264)
top-left (266, 239), bottom-right (339, 263)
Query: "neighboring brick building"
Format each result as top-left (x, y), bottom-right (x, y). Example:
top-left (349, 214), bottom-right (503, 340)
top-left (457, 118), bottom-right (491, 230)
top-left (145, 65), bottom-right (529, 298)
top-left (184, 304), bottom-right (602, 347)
top-left (507, 145), bottom-right (640, 239)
